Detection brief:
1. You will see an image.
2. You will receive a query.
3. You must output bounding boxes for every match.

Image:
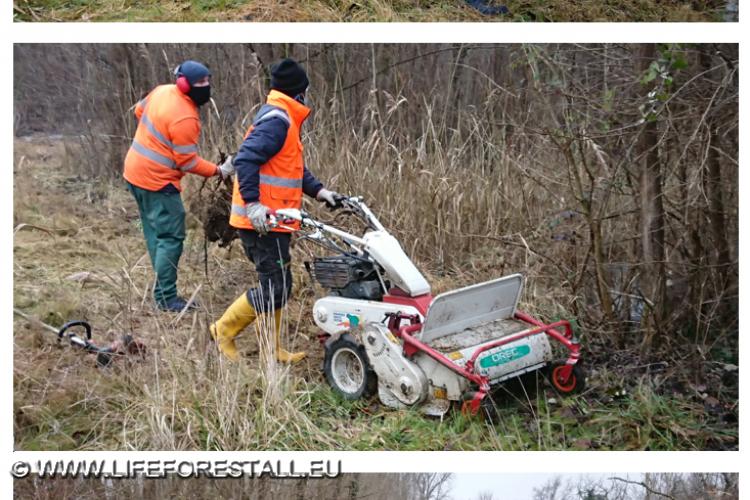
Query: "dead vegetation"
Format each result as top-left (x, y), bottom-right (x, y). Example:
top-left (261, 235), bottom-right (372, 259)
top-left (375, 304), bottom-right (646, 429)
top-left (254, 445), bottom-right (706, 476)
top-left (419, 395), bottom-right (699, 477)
top-left (13, 44), bottom-right (738, 451)
top-left (12, 0), bottom-right (727, 22)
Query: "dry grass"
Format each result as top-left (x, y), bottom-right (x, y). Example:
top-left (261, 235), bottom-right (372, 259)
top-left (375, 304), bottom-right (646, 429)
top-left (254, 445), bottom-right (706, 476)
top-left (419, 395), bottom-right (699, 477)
top-left (13, 0), bottom-right (722, 22)
top-left (11, 133), bottom-right (512, 450)
top-left (14, 137), bottom-right (330, 450)
top-left (12, 44), bottom-right (738, 451)
top-left (13, 131), bottom-right (737, 451)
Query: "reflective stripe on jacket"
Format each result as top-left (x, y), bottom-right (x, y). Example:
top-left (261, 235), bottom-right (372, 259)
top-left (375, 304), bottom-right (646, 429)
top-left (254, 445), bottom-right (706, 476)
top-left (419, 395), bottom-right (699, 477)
top-left (230, 90), bottom-right (311, 232)
top-left (123, 84), bottom-right (216, 192)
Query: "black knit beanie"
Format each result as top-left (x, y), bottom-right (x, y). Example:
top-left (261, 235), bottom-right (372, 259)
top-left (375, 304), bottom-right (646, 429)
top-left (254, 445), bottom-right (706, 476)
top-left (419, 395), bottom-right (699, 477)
top-left (270, 58), bottom-right (309, 98)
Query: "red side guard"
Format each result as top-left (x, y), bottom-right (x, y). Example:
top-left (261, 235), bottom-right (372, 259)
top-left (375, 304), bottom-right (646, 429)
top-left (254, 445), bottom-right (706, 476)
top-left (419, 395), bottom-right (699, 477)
top-left (461, 390), bottom-right (487, 416)
top-left (387, 310), bottom-right (581, 394)
top-left (382, 288), bottom-right (433, 317)
top-left (515, 310), bottom-right (581, 386)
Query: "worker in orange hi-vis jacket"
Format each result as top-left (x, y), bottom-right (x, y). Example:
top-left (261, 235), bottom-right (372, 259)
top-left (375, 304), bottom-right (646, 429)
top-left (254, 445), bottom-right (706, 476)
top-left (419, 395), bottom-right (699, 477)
top-left (210, 58), bottom-right (340, 363)
top-left (123, 60), bottom-right (235, 312)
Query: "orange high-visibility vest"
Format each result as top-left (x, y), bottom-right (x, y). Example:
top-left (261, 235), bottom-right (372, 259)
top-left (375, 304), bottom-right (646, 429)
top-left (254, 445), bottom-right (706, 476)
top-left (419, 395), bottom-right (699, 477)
top-left (230, 90), bottom-right (311, 233)
top-left (123, 84), bottom-right (217, 192)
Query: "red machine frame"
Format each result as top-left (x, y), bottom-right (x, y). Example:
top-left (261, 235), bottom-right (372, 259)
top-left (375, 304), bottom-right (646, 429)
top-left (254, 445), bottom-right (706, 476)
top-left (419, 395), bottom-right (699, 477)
top-left (317, 286), bottom-right (582, 416)
top-left (381, 292), bottom-right (581, 415)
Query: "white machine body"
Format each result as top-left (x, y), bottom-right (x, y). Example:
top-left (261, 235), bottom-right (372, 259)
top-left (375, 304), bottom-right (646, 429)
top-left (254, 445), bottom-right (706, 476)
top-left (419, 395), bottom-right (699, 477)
top-left (313, 296), bottom-right (422, 336)
top-left (274, 205), bottom-right (430, 298)
top-left (416, 274), bottom-right (552, 392)
top-left (361, 231), bottom-right (431, 297)
top-left (362, 323), bottom-right (428, 406)
top-left (276, 200), bottom-right (557, 416)
top-left (370, 274), bottom-right (554, 407)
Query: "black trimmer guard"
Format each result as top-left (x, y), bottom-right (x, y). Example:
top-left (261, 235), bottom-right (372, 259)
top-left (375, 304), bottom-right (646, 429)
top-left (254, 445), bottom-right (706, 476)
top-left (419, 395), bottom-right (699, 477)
top-left (56, 320), bottom-right (147, 368)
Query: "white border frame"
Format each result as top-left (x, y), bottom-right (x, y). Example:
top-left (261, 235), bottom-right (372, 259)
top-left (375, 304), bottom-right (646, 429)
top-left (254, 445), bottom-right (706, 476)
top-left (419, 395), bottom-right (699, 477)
top-left (3, 17), bottom-right (745, 498)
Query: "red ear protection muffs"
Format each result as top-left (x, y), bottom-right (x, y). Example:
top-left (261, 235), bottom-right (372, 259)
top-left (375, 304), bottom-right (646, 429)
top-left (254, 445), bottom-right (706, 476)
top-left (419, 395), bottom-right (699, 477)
top-left (175, 75), bottom-right (191, 94)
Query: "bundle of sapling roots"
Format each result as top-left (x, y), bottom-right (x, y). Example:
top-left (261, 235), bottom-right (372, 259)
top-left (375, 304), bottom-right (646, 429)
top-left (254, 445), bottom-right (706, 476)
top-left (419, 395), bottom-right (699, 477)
top-left (191, 153), bottom-right (238, 248)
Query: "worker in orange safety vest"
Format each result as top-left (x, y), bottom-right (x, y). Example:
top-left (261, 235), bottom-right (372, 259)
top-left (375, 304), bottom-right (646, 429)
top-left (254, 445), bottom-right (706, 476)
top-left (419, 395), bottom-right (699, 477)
top-left (210, 58), bottom-right (340, 363)
top-left (124, 60), bottom-right (235, 312)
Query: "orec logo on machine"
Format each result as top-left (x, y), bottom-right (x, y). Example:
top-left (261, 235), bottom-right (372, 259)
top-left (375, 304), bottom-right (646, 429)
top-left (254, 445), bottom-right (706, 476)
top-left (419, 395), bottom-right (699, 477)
top-left (479, 345), bottom-right (531, 369)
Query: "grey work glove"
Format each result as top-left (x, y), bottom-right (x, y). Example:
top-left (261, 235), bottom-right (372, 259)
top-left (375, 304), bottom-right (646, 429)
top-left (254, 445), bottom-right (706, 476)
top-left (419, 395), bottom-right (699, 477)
top-left (218, 155), bottom-right (235, 179)
top-left (316, 188), bottom-right (340, 209)
top-left (246, 202), bottom-right (270, 235)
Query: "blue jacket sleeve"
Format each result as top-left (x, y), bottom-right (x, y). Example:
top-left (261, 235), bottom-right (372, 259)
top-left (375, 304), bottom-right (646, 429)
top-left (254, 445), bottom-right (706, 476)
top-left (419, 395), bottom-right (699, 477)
top-left (234, 117), bottom-right (288, 203)
top-left (302, 166), bottom-right (324, 198)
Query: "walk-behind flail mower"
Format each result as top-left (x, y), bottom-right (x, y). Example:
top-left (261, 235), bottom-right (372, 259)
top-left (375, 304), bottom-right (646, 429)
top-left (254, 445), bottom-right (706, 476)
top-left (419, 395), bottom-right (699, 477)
top-left (269, 196), bottom-right (585, 418)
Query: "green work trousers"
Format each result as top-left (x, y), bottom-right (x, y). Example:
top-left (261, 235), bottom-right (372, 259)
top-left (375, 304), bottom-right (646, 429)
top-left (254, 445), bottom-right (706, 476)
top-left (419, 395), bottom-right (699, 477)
top-left (127, 182), bottom-right (185, 306)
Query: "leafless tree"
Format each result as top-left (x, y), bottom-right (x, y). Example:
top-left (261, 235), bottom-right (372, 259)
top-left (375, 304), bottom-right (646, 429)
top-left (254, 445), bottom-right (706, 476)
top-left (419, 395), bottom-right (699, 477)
top-left (532, 473), bottom-right (739, 500)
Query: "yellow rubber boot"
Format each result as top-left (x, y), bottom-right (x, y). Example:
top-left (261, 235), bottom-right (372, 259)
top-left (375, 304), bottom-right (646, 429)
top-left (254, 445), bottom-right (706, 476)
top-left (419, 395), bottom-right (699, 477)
top-left (273, 308), bottom-right (306, 363)
top-left (209, 293), bottom-right (257, 362)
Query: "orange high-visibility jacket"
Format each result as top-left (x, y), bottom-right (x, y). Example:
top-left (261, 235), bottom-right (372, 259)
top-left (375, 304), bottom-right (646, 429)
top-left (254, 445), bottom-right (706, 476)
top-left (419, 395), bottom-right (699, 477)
top-left (230, 90), bottom-right (311, 232)
top-left (123, 84), bottom-right (217, 192)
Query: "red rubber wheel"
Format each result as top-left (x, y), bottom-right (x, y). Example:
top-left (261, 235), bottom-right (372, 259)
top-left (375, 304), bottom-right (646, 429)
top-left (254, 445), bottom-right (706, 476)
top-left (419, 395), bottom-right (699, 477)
top-left (549, 363), bottom-right (585, 394)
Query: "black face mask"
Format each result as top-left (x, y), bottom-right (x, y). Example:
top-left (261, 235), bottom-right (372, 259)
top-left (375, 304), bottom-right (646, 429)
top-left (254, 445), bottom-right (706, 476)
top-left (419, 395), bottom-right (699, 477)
top-left (188, 85), bottom-right (211, 106)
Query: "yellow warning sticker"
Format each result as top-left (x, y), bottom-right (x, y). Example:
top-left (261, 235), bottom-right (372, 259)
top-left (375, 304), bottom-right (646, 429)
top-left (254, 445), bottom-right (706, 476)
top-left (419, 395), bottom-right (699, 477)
top-left (448, 351), bottom-right (464, 360)
top-left (434, 387), bottom-right (447, 399)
